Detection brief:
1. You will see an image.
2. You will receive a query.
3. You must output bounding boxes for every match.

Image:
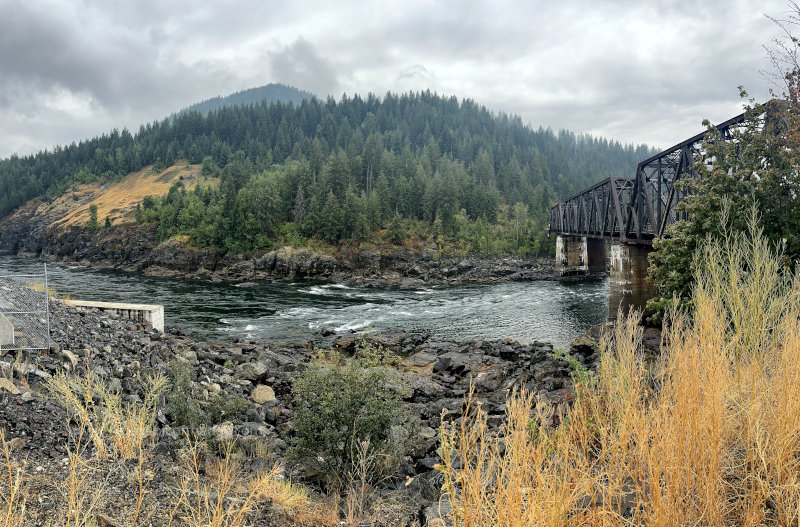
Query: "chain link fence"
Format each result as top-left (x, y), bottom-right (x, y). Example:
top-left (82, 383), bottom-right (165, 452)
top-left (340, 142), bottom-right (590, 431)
top-left (0, 264), bottom-right (51, 352)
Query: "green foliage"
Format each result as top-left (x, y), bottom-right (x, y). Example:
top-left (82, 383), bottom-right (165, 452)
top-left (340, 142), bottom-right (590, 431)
top-left (352, 334), bottom-right (402, 367)
top-left (0, 90), bottom-right (656, 256)
top-left (384, 210), bottom-right (407, 244)
top-left (87, 203), bottom-right (98, 231)
top-left (207, 395), bottom-right (249, 425)
top-left (647, 94), bottom-right (800, 323)
top-left (552, 348), bottom-right (592, 384)
top-left (319, 191), bottom-right (342, 243)
top-left (167, 359), bottom-right (205, 428)
top-left (178, 83), bottom-right (313, 116)
top-left (292, 350), bottom-right (409, 487)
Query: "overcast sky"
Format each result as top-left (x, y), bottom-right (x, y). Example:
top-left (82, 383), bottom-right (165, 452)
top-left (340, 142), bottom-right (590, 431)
top-left (0, 0), bottom-right (793, 159)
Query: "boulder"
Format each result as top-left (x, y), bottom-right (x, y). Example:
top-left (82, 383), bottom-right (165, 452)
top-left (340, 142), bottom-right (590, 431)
top-left (211, 421), bottom-right (234, 442)
top-left (61, 350), bottom-right (79, 371)
top-left (251, 385), bottom-right (276, 404)
top-left (400, 351), bottom-right (438, 375)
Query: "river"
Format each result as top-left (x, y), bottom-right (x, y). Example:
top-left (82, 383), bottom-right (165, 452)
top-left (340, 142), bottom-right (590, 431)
top-left (0, 255), bottom-right (608, 349)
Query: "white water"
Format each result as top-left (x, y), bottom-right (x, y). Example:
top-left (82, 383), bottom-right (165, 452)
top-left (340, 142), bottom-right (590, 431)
top-left (0, 256), bottom-right (609, 349)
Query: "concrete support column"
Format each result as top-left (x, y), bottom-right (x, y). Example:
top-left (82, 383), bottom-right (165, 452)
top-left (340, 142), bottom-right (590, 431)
top-left (556, 235), bottom-right (606, 276)
top-left (608, 243), bottom-right (657, 320)
top-left (0, 314), bottom-right (14, 347)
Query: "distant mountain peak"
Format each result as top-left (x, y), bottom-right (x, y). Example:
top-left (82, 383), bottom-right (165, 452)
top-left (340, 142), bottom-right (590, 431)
top-left (177, 84), bottom-right (315, 116)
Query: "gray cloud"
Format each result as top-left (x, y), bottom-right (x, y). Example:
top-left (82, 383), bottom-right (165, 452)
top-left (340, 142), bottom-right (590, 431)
top-left (268, 37), bottom-right (339, 97)
top-left (0, 0), bottom-right (792, 157)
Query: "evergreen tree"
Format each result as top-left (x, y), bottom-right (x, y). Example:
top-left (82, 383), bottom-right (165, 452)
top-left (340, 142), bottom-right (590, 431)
top-left (0, 88), bottom-right (655, 256)
top-left (385, 210), bottom-right (407, 244)
top-left (320, 191), bottom-right (343, 243)
top-left (294, 185), bottom-right (305, 226)
top-left (88, 204), bottom-right (99, 231)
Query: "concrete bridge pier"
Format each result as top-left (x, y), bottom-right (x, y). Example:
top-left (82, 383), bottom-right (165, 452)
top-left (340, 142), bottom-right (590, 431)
top-left (608, 243), bottom-right (657, 320)
top-left (555, 235), bottom-right (606, 276)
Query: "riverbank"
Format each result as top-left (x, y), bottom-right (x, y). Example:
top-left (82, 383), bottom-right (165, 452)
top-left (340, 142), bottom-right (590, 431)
top-left (0, 280), bottom-right (597, 525)
top-left (0, 203), bottom-right (558, 285)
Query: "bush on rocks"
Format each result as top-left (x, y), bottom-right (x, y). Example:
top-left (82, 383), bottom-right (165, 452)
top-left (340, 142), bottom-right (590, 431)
top-left (292, 350), bottom-right (409, 488)
top-left (166, 359), bottom-right (205, 428)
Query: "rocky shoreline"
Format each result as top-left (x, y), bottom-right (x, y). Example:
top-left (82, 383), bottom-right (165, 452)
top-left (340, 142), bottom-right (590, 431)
top-left (0, 279), bottom-right (600, 525)
top-left (0, 206), bottom-right (557, 285)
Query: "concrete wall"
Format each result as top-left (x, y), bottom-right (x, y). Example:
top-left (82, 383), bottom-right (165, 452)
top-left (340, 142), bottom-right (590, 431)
top-left (0, 314), bottom-right (13, 347)
top-left (65, 300), bottom-right (164, 332)
top-left (608, 243), bottom-right (657, 319)
top-left (556, 235), bottom-right (606, 276)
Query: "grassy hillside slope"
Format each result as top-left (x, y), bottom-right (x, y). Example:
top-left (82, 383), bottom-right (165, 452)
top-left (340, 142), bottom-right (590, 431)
top-left (16, 161), bottom-right (216, 229)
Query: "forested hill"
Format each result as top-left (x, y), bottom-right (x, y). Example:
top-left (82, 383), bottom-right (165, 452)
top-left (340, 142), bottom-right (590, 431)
top-left (0, 90), bottom-right (656, 255)
top-left (176, 83), bottom-right (314, 116)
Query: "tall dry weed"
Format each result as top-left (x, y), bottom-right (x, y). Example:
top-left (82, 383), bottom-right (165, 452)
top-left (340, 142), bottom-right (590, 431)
top-left (168, 436), bottom-right (338, 527)
top-left (438, 384), bottom-right (592, 526)
top-left (1, 430), bottom-right (25, 527)
top-left (45, 367), bottom-right (167, 460)
top-left (168, 438), bottom-right (257, 527)
top-left (440, 215), bottom-right (800, 526)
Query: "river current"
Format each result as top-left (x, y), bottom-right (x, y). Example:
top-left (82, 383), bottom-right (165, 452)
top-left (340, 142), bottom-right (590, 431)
top-left (0, 255), bottom-right (608, 349)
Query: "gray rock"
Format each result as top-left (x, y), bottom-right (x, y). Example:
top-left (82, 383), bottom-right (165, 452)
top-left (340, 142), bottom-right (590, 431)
top-left (211, 421), bottom-right (234, 442)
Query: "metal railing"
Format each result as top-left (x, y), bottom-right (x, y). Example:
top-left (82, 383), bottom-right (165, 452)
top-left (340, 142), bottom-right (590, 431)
top-left (0, 264), bottom-right (51, 351)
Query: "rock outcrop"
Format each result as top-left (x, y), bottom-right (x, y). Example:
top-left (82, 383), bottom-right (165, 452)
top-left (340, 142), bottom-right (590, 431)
top-left (0, 204), bottom-right (555, 284)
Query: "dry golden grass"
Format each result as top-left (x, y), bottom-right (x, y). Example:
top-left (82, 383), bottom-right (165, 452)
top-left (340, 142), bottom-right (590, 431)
top-left (24, 281), bottom-right (65, 299)
top-left (2, 363), bottom-right (339, 527)
top-left (168, 437), bottom-right (338, 527)
top-left (44, 367), bottom-right (167, 461)
top-left (1, 430), bottom-right (25, 527)
top-left (0, 426), bottom-right (338, 527)
top-left (252, 464), bottom-right (338, 526)
top-left (439, 218), bottom-right (800, 526)
top-left (49, 160), bottom-right (216, 228)
top-left (168, 438), bottom-right (259, 527)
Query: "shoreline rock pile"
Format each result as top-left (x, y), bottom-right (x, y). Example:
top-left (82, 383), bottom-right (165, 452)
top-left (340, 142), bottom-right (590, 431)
top-left (0, 280), bottom-right (600, 524)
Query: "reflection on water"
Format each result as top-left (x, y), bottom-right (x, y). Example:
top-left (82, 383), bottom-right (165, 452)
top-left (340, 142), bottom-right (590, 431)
top-left (0, 256), bottom-right (609, 349)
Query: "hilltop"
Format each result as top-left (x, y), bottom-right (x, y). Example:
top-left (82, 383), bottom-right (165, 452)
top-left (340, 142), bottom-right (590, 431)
top-left (175, 83), bottom-right (314, 116)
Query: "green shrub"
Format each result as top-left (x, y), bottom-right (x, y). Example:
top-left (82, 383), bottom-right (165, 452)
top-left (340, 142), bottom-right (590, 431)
top-left (208, 395), bottom-right (249, 424)
top-left (292, 351), bottom-right (408, 487)
top-left (167, 359), bottom-right (206, 428)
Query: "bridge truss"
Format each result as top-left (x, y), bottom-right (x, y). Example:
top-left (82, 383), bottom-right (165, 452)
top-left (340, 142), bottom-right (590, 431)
top-left (549, 110), bottom-right (751, 244)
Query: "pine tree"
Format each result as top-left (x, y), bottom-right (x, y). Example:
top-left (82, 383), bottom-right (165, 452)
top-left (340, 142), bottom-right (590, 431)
top-left (320, 191), bottom-right (342, 243)
top-left (385, 210), bottom-right (407, 245)
top-left (88, 204), bottom-right (99, 231)
top-left (294, 185), bottom-right (305, 226)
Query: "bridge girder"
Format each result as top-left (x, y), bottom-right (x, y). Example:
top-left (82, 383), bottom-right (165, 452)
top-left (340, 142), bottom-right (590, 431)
top-left (548, 107), bottom-right (763, 244)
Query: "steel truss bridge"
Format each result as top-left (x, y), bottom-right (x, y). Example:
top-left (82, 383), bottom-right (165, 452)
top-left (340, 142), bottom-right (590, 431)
top-left (548, 108), bottom-right (761, 245)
